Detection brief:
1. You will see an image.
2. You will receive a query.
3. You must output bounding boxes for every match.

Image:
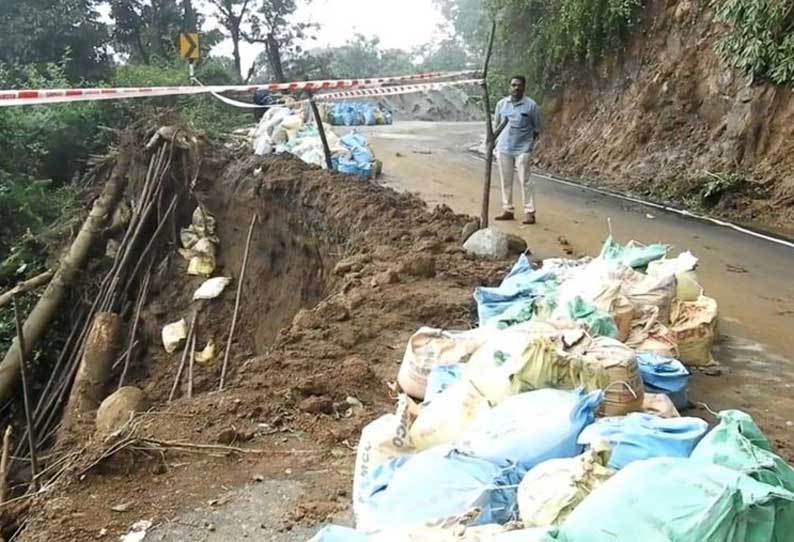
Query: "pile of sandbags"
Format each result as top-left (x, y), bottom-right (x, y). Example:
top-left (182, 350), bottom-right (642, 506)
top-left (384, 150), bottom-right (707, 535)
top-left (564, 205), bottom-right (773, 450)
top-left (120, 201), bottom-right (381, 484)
top-left (309, 236), bottom-right (794, 542)
top-left (252, 106), bottom-right (381, 178)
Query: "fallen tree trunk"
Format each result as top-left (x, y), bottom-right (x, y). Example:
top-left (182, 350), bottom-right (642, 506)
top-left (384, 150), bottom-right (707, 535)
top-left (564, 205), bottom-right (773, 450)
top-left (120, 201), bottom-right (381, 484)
top-left (0, 148), bottom-right (132, 404)
top-left (0, 271), bottom-right (53, 309)
top-left (60, 313), bottom-right (122, 436)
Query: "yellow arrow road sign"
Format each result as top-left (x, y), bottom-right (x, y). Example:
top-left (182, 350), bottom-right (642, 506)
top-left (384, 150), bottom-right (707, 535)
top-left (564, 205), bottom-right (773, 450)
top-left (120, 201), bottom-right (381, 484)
top-left (179, 33), bottom-right (199, 60)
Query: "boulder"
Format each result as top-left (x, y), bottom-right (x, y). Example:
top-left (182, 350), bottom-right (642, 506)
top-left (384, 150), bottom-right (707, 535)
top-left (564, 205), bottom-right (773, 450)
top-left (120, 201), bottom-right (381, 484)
top-left (463, 228), bottom-right (510, 259)
top-left (461, 219), bottom-right (480, 243)
top-left (95, 387), bottom-right (145, 438)
top-left (506, 233), bottom-right (529, 255)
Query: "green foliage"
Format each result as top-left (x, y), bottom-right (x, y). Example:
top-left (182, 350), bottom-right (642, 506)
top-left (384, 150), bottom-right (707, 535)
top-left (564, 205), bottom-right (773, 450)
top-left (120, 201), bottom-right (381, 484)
top-left (440, 0), bottom-right (643, 98)
top-left (714, 0), bottom-right (794, 85)
top-left (0, 0), bottom-right (111, 82)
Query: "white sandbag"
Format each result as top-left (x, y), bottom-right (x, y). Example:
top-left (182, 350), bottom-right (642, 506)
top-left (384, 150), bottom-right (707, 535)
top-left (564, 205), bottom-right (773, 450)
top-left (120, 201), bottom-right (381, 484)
top-left (409, 379), bottom-right (490, 451)
top-left (193, 277), bottom-right (231, 300)
top-left (647, 251), bottom-right (702, 302)
top-left (353, 395), bottom-right (417, 525)
top-left (161, 319), bottom-right (187, 353)
top-left (398, 327), bottom-right (489, 400)
top-left (517, 443), bottom-right (614, 528)
top-left (622, 272), bottom-right (676, 324)
top-left (669, 295), bottom-right (719, 366)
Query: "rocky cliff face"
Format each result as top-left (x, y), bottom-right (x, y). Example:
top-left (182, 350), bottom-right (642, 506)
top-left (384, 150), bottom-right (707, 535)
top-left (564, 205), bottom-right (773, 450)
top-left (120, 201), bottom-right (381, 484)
top-left (534, 0), bottom-right (794, 235)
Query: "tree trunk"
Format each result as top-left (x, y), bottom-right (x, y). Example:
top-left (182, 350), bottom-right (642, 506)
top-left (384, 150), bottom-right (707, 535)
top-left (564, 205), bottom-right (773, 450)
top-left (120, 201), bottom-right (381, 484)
top-left (61, 313), bottom-right (122, 435)
top-left (183, 0), bottom-right (195, 31)
top-left (231, 27), bottom-right (243, 82)
top-left (266, 33), bottom-right (286, 82)
top-left (0, 148), bottom-right (132, 404)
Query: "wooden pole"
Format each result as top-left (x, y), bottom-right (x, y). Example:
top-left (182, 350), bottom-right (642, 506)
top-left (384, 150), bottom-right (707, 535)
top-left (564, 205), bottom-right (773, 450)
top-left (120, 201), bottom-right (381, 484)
top-left (12, 298), bottom-right (39, 489)
top-left (0, 271), bottom-right (53, 309)
top-left (308, 96), bottom-right (334, 171)
top-left (219, 213), bottom-right (257, 391)
top-left (0, 425), bottom-right (11, 503)
top-left (480, 21), bottom-right (498, 229)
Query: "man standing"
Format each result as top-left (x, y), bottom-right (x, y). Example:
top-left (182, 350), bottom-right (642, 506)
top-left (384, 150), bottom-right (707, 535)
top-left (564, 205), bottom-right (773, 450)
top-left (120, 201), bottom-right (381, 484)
top-left (493, 76), bottom-right (541, 224)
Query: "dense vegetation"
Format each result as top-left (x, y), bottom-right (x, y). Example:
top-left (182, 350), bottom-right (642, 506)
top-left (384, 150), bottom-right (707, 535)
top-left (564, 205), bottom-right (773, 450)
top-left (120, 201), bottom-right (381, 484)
top-left (714, 0), bottom-right (794, 85)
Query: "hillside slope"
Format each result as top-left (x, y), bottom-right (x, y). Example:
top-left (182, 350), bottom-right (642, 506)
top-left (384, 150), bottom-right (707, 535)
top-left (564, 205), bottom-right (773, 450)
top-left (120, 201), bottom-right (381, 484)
top-left (534, 0), bottom-right (794, 236)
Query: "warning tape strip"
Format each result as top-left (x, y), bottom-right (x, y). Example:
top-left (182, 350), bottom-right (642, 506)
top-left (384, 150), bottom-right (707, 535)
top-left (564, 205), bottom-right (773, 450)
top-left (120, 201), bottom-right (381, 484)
top-left (0, 70), bottom-right (478, 107)
top-left (309, 79), bottom-right (484, 102)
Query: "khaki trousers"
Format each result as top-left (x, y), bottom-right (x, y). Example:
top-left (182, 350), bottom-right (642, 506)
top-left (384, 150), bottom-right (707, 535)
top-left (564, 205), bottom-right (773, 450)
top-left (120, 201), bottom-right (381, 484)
top-left (497, 152), bottom-right (535, 213)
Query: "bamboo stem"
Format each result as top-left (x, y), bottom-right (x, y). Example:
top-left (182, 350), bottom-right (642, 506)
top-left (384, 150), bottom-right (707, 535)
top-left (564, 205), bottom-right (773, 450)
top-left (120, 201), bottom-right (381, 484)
top-left (0, 272), bottom-right (53, 309)
top-left (12, 298), bottom-right (39, 489)
top-left (219, 213), bottom-right (257, 391)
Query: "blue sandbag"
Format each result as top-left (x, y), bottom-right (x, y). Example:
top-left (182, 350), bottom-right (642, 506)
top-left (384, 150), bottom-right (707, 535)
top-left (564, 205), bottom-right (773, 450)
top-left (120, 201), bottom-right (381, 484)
top-left (424, 364), bottom-right (464, 403)
top-left (578, 413), bottom-right (708, 470)
top-left (333, 131), bottom-right (374, 178)
top-left (457, 389), bottom-right (603, 471)
top-left (637, 353), bottom-right (690, 409)
top-left (361, 448), bottom-right (523, 530)
top-left (328, 102), bottom-right (392, 126)
top-left (473, 254), bottom-right (558, 327)
top-left (309, 525), bottom-right (368, 542)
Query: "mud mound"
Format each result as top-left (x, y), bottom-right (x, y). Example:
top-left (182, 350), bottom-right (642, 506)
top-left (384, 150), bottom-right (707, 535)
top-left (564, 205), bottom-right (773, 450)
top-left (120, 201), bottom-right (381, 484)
top-left (376, 87), bottom-right (482, 122)
top-left (21, 142), bottom-right (510, 541)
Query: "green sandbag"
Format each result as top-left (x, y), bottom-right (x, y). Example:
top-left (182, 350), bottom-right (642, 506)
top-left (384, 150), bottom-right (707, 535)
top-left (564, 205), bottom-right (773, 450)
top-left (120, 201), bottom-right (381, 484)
top-left (549, 457), bottom-right (794, 542)
top-left (599, 236), bottom-right (667, 269)
top-left (691, 410), bottom-right (794, 541)
top-left (567, 296), bottom-right (618, 338)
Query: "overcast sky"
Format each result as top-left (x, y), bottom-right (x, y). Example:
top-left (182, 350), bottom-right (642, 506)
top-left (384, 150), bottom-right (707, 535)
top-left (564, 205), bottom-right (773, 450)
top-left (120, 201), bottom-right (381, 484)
top-left (212, 0), bottom-right (447, 74)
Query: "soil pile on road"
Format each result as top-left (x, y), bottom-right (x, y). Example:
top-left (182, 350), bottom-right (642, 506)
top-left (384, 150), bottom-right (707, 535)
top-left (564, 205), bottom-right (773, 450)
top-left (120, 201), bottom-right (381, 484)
top-left (378, 87), bottom-right (482, 122)
top-left (19, 137), bottom-right (506, 541)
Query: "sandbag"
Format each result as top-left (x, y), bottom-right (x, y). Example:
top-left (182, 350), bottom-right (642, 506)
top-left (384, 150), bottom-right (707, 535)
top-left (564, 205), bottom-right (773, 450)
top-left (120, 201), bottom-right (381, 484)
top-left (637, 352), bottom-right (689, 408)
top-left (580, 337), bottom-right (644, 416)
top-left (647, 251), bottom-right (702, 302)
top-left (550, 457), bottom-right (794, 542)
top-left (361, 448), bottom-right (523, 531)
top-left (566, 296), bottom-right (618, 338)
top-left (692, 410), bottom-right (794, 493)
top-left (409, 379), bottom-right (490, 451)
top-left (398, 327), bottom-right (487, 400)
top-left (610, 295), bottom-right (634, 342)
top-left (622, 271), bottom-right (676, 324)
top-left (353, 395), bottom-right (417, 525)
top-left (473, 255), bottom-right (557, 327)
top-left (578, 413), bottom-right (708, 469)
top-left (457, 388), bottom-right (603, 470)
top-left (310, 524), bottom-right (549, 542)
top-left (598, 236), bottom-right (667, 269)
top-left (641, 392), bottom-right (680, 418)
top-left (424, 364), bottom-right (464, 403)
top-left (517, 443), bottom-right (614, 528)
top-left (625, 306), bottom-right (679, 358)
top-left (669, 295), bottom-right (719, 366)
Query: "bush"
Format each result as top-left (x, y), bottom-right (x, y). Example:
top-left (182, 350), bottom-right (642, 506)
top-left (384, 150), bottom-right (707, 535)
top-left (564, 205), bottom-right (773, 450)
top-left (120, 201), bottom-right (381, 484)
top-left (714, 0), bottom-right (794, 85)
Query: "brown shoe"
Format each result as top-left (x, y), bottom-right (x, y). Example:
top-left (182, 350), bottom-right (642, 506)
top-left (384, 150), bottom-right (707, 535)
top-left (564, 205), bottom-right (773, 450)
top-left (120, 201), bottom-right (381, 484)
top-left (494, 211), bottom-right (514, 221)
top-left (522, 212), bottom-right (536, 225)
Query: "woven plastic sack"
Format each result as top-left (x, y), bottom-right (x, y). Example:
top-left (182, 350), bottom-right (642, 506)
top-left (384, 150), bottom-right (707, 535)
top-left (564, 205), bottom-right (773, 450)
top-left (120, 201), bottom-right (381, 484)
top-left (669, 295), bottom-right (719, 366)
top-left (550, 457), bottom-right (794, 542)
top-left (578, 413), bottom-right (708, 469)
top-left (637, 352), bottom-right (689, 408)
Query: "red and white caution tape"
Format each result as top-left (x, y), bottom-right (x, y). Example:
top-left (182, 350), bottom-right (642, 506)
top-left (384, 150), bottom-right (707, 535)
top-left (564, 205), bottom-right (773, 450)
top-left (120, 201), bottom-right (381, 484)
top-left (310, 79), bottom-right (484, 102)
top-left (0, 70), bottom-right (479, 107)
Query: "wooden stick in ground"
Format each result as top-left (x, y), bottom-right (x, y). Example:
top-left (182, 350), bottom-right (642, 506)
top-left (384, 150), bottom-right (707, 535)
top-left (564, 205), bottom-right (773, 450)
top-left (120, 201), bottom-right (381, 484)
top-left (12, 298), bottom-right (39, 489)
top-left (219, 213), bottom-right (257, 391)
top-left (0, 271), bottom-right (53, 309)
top-left (119, 264), bottom-right (152, 389)
top-left (0, 147), bottom-right (132, 404)
top-left (308, 97), bottom-right (334, 171)
top-left (0, 425), bottom-right (11, 502)
top-left (168, 310), bottom-right (196, 403)
top-left (187, 327), bottom-right (197, 399)
top-left (480, 20), bottom-right (497, 229)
